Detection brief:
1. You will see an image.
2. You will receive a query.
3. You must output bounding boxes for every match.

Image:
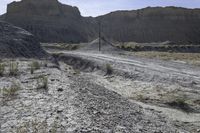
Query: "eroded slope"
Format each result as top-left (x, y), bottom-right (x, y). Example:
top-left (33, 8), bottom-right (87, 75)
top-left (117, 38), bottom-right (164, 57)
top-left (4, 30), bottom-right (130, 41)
top-left (0, 21), bottom-right (47, 58)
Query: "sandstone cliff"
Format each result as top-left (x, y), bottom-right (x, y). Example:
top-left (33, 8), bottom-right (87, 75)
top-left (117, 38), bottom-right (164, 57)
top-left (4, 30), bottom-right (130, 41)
top-left (0, 21), bottom-right (47, 58)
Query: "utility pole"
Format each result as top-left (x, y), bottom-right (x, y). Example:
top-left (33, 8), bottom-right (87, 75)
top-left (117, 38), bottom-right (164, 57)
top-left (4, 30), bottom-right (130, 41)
top-left (98, 21), bottom-right (101, 51)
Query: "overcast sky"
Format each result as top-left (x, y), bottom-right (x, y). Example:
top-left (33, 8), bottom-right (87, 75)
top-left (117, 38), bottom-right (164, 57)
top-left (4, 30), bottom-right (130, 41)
top-left (0, 0), bottom-right (200, 16)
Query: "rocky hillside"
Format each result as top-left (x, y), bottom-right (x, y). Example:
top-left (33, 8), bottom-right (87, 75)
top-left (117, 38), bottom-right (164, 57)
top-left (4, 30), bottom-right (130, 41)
top-left (4, 0), bottom-right (97, 43)
top-left (97, 7), bottom-right (200, 44)
top-left (0, 21), bottom-right (47, 58)
top-left (2, 0), bottom-right (200, 44)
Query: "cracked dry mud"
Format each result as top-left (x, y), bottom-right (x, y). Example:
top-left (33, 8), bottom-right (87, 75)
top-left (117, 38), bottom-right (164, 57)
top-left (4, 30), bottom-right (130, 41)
top-left (0, 59), bottom-right (189, 133)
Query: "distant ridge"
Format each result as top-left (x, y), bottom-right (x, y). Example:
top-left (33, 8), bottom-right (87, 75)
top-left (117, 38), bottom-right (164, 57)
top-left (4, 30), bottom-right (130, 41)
top-left (97, 6), bottom-right (200, 44)
top-left (2, 0), bottom-right (200, 44)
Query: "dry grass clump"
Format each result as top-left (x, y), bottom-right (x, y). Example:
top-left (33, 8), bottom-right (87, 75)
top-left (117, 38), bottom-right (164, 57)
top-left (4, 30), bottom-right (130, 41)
top-left (133, 52), bottom-right (200, 66)
top-left (16, 119), bottom-right (49, 133)
top-left (2, 82), bottom-right (20, 97)
top-left (43, 43), bottom-right (80, 51)
top-left (66, 44), bottom-right (79, 50)
top-left (106, 64), bottom-right (113, 75)
top-left (30, 61), bottom-right (40, 74)
top-left (136, 94), bottom-right (145, 101)
top-left (9, 62), bottom-right (19, 76)
top-left (0, 63), bottom-right (5, 76)
top-left (118, 43), bottom-right (144, 51)
top-left (37, 76), bottom-right (48, 90)
top-left (167, 97), bottom-right (191, 112)
top-left (73, 69), bottom-right (81, 75)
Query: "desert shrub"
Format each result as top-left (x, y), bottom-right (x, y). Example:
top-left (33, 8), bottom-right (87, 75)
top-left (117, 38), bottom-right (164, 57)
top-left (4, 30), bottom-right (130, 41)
top-left (137, 94), bottom-right (145, 101)
top-left (50, 120), bottom-right (58, 133)
top-left (43, 62), bottom-right (48, 67)
top-left (3, 82), bottom-right (20, 97)
top-left (37, 76), bottom-right (48, 90)
top-left (32, 61), bottom-right (40, 70)
top-left (30, 66), bottom-right (34, 74)
top-left (123, 44), bottom-right (133, 51)
top-left (121, 45), bottom-right (126, 49)
top-left (71, 45), bottom-right (79, 50)
top-left (9, 62), bottom-right (19, 76)
top-left (106, 64), bottom-right (113, 75)
top-left (73, 69), bottom-right (80, 75)
top-left (64, 44), bottom-right (79, 50)
top-left (133, 45), bottom-right (141, 51)
top-left (167, 98), bottom-right (191, 112)
top-left (30, 61), bottom-right (40, 74)
top-left (16, 119), bottom-right (48, 133)
top-left (0, 63), bottom-right (5, 76)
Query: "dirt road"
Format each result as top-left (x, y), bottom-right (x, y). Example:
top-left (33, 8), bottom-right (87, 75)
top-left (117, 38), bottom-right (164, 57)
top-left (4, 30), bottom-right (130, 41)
top-left (58, 51), bottom-right (200, 89)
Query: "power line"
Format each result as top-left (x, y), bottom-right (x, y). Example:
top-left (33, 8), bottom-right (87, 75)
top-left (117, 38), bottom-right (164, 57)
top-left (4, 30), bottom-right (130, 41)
top-left (98, 21), bottom-right (101, 51)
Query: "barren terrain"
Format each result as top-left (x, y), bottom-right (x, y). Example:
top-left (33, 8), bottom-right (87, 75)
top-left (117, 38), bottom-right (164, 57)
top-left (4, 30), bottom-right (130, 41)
top-left (1, 43), bottom-right (200, 132)
top-left (48, 44), bottom-right (200, 132)
top-left (1, 1), bottom-right (200, 132)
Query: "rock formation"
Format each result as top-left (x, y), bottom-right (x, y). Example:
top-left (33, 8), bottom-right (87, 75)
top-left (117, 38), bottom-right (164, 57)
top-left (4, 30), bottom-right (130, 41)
top-left (2, 0), bottom-right (200, 44)
top-left (97, 7), bottom-right (200, 44)
top-left (4, 0), bottom-right (97, 43)
top-left (0, 21), bottom-right (47, 58)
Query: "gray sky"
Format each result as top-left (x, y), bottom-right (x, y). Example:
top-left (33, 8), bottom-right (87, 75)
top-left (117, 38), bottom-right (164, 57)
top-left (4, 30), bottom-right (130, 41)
top-left (0, 0), bottom-right (200, 17)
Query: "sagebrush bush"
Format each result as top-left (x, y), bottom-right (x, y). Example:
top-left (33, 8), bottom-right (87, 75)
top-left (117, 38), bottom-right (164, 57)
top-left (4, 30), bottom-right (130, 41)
top-left (30, 61), bottom-right (40, 74)
top-left (137, 94), bottom-right (145, 101)
top-left (168, 97), bottom-right (191, 112)
top-left (9, 62), bottom-right (19, 76)
top-left (3, 82), bottom-right (20, 97)
top-left (71, 45), bottom-right (79, 50)
top-left (37, 76), bottom-right (48, 90)
top-left (0, 63), bottom-right (5, 76)
top-left (106, 64), bottom-right (113, 75)
top-left (74, 69), bottom-right (80, 75)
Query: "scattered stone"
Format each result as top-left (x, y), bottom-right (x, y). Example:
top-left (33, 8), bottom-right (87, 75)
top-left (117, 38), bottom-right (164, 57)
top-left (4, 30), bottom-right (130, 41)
top-left (57, 88), bottom-right (63, 92)
top-left (51, 79), bottom-right (55, 81)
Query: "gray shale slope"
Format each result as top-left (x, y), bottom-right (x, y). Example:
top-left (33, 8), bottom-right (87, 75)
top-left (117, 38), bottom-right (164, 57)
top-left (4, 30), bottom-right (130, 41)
top-left (3, 0), bottom-right (96, 43)
top-left (0, 21), bottom-right (47, 58)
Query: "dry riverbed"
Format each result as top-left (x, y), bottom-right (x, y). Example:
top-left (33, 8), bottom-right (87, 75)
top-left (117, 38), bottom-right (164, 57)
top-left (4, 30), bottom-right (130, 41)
top-left (0, 58), bottom-right (189, 133)
top-left (52, 50), bottom-right (200, 132)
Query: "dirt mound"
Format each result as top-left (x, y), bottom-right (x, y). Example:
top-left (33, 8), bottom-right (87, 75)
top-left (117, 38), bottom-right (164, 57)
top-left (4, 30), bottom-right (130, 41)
top-left (80, 38), bottom-right (121, 52)
top-left (0, 21), bottom-right (48, 58)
